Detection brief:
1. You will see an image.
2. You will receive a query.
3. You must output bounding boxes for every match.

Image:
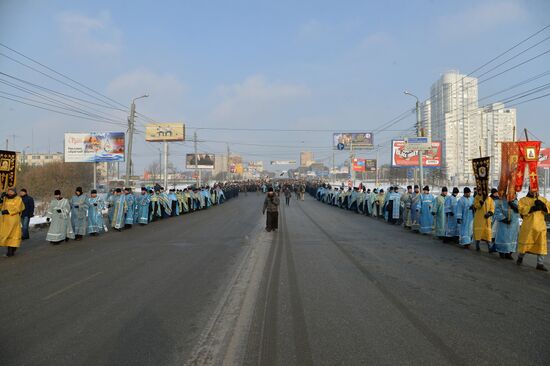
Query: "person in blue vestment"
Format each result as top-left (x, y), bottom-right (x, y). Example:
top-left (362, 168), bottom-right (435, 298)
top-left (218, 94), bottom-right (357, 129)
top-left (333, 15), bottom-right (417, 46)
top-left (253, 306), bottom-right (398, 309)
top-left (70, 186), bottom-right (88, 241)
top-left (432, 186), bottom-right (447, 239)
top-left (216, 186), bottom-right (225, 204)
top-left (124, 188), bottom-right (136, 229)
top-left (168, 189), bottom-right (179, 216)
top-left (494, 194), bottom-right (519, 259)
top-left (410, 185), bottom-right (421, 231)
top-left (387, 186), bottom-right (401, 225)
top-left (158, 188), bottom-right (172, 218)
top-left (383, 186), bottom-right (393, 221)
top-left (136, 187), bottom-right (151, 225)
top-left (456, 187), bottom-right (474, 248)
top-left (106, 189), bottom-right (114, 224)
top-left (416, 186), bottom-right (435, 234)
top-left (444, 187), bottom-right (459, 243)
top-left (86, 189), bottom-right (104, 236)
top-left (111, 188), bottom-right (126, 231)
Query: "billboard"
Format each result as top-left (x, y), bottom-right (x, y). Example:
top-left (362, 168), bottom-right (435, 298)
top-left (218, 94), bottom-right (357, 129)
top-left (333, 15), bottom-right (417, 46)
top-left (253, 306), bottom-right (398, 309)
top-left (64, 132), bottom-right (125, 162)
top-left (186, 153), bottom-right (215, 169)
top-left (270, 160), bottom-right (297, 165)
top-left (539, 148), bottom-right (550, 168)
top-left (145, 123), bottom-right (185, 141)
top-left (353, 158), bottom-right (377, 172)
top-left (365, 159), bottom-right (377, 172)
top-left (391, 140), bottom-right (441, 167)
top-left (333, 132), bottom-right (374, 150)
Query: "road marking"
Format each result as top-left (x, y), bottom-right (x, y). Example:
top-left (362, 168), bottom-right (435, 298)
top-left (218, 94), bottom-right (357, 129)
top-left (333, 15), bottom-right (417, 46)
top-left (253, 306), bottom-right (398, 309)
top-left (42, 272), bottom-right (103, 301)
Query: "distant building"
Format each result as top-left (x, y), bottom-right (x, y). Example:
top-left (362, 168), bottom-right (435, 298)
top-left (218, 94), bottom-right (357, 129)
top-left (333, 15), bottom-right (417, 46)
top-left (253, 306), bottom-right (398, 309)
top-left (300, 151), bottom-right (314, 167)
top-left (18, 152), bottom-right (64, 166)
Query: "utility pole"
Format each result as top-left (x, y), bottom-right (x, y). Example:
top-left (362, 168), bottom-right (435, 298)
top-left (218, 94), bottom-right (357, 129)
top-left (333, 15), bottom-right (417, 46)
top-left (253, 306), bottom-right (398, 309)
top-left (163, 141), bottom-right (168, 189)
top-left (125, 101), bottom-right (136, 187)
top-left (416, 99), bottom-right (424, 190)
top-left (194, 131), bottom-right (199, 187)
top-left (158, 147), bottom-right (162, 182)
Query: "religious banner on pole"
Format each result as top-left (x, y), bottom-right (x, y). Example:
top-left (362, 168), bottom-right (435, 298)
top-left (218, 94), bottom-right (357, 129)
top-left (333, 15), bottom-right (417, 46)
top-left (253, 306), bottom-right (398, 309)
top-left (516, 141), bottom-right (541, 193)
top-left (0, 150), bottom-right (17, 192)
top-left (472, 156), bottom-right (490, 198)
top-left (498, 142), bottom-right (520, 201)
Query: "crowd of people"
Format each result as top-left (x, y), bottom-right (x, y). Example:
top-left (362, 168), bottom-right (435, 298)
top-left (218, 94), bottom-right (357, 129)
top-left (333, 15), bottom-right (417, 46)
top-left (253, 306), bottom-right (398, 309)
top-left (0, 183), bottom-right (240, 257)
top-left (309, 182), bottom-right (550, 271)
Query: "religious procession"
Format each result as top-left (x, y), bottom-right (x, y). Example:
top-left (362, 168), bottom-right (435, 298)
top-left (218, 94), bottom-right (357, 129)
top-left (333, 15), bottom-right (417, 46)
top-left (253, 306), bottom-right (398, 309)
top-left (308, 139), bottom-right (550, 272)
top-left (0, 182), bottom-right (240, 257)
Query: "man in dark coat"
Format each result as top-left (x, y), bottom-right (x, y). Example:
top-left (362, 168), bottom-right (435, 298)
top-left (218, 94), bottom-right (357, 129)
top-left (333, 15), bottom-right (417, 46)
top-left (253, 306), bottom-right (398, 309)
top-left (262, 187), bottom-right (280, 232)
top-left (19, 188), bottom-right (34, 240)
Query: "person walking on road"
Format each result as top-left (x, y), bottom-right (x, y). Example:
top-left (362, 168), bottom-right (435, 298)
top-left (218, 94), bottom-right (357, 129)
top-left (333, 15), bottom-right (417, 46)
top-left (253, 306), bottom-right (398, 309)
top-left (70, 187), bottom-right (88, 241)
top-left (19, 188), bottom-right (34, 240)
top-left (516, 189), bottom-right (550, 271)
top-left (473, 190), bottom-right (495, 252)
top-left (456, 187), bottom-right (474, 248)
top-left (46, 190), bottom-right (75, 244)
top-left (262, 187), bottom-right (280, 232)
top-left (284, 186), bottom-right (291, 206)
top-left (0, 187), bottom-right (25, 257)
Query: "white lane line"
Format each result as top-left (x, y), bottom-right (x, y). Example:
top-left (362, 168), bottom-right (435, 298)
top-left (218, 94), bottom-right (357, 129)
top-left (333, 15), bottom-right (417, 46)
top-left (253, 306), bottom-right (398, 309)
top-left (42, 271), bottom-right (103, 301)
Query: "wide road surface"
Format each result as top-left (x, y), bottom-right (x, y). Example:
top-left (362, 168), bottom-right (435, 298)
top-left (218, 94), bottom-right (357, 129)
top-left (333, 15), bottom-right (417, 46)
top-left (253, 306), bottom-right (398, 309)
top-left (1, 194), bottom-right (549, 366)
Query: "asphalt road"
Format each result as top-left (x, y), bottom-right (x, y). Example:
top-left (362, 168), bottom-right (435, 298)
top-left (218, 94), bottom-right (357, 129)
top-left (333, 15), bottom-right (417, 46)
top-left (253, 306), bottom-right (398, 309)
top-left (1, 194), bottom-right (549, 366)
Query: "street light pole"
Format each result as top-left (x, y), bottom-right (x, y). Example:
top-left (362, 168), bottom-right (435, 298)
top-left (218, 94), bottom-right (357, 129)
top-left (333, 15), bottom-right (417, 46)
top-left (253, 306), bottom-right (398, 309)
top-left (404, 91), bottom-right (424, 189)
top-left (125, 94), bottom-right (148, 187)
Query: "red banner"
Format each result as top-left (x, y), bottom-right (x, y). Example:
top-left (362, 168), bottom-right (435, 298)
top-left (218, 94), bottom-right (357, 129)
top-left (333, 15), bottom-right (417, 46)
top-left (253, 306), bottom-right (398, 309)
top-left (515, 141), bottom-right (541, 193)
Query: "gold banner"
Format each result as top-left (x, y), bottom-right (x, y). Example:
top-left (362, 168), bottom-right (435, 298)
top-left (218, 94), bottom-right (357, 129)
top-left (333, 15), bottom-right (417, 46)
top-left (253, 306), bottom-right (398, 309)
top-left (0, 150), bottom-right (17, 191)
top-left (472, 156), bottom-right (490, 198)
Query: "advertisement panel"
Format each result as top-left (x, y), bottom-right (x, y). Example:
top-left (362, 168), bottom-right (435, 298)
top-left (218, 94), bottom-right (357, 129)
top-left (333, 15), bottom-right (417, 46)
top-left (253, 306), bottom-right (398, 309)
top-left (186, 153), bottom-right (215, 169)
top-left (64, 132), bottom-right (125, 162)
top-left (539, 148), bottom-right (550, 168)
top-left (365, 159), bottom-right (377, 172)
top-left (352, 158), bottom-right (365, 172)
top-left (145, 123), bottom-right (185, 141)
top-left (333, 132), bottom-right (374, 150)
top-left (270, 160), bottom-right (297, 165)
top-left (391, 140), bottom-right (441, 167)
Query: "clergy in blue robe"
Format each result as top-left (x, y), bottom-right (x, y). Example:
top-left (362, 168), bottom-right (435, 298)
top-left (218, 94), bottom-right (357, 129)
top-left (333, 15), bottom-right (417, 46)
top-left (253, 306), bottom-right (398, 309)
top-left (383, 187), bottom-right (393, 221)
top-left (494, 196), bottom-right (519, 259)
top-left (456, 187), bottom-right (474, 247)
top-left (387, 187), bottom-right (401, 224)
top-left (168, 189), bottom-right (179, 216)
top-left (410, 185), bottom-right (420, 231)
top-left (70, 187), bottom-right (88, 240)
top-left (124, 188), bottom-right (136, 228)
top-left (416, 186), bottom-right (435, 234)
top-left (136, 187), bottom-right (151, 225)
top-left (86, 190), bottom-right (104, 235)
top-left (106, 190), bottom-right (114, 224)
top-left (444, 187), bottom-right (459, 242)
top-left (431, 187), bottom-right (447, 239)
top-left (111, 188), bottom-right (126, 231)
top-left (158, 189), bottom-right (172, 217)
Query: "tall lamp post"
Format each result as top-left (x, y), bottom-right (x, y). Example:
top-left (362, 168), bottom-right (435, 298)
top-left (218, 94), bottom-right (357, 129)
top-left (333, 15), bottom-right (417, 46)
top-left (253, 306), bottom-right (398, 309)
top-left (404, 91), bottom-right (424, 189)
top-left (125, 94), bottom-right (148, 187)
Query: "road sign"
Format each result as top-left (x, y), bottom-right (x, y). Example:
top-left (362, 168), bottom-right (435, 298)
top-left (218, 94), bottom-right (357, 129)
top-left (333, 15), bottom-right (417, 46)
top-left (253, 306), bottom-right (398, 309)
top-left (405, 137), bottom-right (431, 151)
top-left (337, 143), bottom-right (345, 150)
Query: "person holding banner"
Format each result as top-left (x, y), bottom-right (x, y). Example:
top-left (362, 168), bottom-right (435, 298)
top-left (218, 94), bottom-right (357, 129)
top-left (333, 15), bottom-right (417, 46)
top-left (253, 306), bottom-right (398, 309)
top-left (473, 192), bottom-right (495, 252)
top-left (516, 190), bottom-right (550, 271)
top-left (456, 187), bottom-right (474, 248)
top-left (494, 194), bottom-right (519, 260)
top-left (0, 187), bottom-right (25, 257)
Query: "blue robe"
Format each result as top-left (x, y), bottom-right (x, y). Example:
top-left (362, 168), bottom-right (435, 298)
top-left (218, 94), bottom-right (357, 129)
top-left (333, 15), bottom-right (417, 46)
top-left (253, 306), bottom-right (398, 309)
top-left (388, 192), bottom-right (401, 220)
top-left (416, 193), bottom-right (434, 234)
top-left (432, 195), bottom-right (446, 237)
top-left (136, 194), bottom-right (151, 224)
top-left (411, 193), bottom-right (420, 230)
top-left (125, 194), bottom-right (136, 225)
top-left (111, 195), bottom-right (126, 229)
top-left (494, 199), bottom-right (519, 254)
top-left (106, 193), bottom-right (114, 223)
top-left (70, 194), bottom-right (88, 236)
top-left (168, 192), bottom-right (179, 215)
top-left (456, 196), bottom-right (474, 245)
top-left (86, 196), bottom-right (104, 234)
top-left (444, 195), bottom-right (459, 237)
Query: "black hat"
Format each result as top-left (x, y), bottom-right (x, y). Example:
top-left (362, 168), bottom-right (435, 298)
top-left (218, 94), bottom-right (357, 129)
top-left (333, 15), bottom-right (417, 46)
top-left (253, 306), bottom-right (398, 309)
top-left (141, 186), bottom-right (147, 191)
top-left (414, 185), bottom-right (419, 189)
top-left (464, 187), bottom-right (471, 194)
top-left (91, 189), bottom-right (97, 194)
top-left (20, 188), bottom-right (27, 193)
top-left (76, 187), bottom-right (83, 193)
top-left (441, 187), bottom-right (448, 192)
top-left (115, 188), bottom-right (122, 193)
top-left (423, 186), bottom-right (430, 191)
top-left (268, 187), bottom-right (274, 192)
top-left (491, 188), bottom-right (498, 194)
top-left (452, 187), bottom-right (459, 194)
top-left (407, 185), bottom-right (412, 190)
top-left (54, 189), bottom-right (61, 195)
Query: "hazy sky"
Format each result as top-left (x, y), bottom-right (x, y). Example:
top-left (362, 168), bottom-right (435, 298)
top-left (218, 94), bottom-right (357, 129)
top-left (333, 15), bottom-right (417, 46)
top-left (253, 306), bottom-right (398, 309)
top-left (1, 0), bottom-right (549, 174)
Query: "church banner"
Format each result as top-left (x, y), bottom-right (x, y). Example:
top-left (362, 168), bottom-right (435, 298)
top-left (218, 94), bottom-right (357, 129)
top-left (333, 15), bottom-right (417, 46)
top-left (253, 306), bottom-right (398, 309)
top-left (497, 142), bottom-right (519, 201)
top-left (0, 150), bottom-right (17, 191)
top-left (516, 141), bottom-right (541, 193)
top-left (472, 156), bottom-right (490, 198)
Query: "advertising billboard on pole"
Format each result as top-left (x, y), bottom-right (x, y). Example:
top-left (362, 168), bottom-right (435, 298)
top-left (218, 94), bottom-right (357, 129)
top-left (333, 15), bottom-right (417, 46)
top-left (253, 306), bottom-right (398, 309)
top-left (333, 132), bottom-right (374, 150)
top-left (64, 132), bottom-right (125, 162)
top-left (186, 153), bottom-right (215, 169)
top-left (539, 148), bottom-right (550, 168)
top-left (145, 123), bottom-right (185, 141)
top-left (391, 140), bottom-right (441, 167)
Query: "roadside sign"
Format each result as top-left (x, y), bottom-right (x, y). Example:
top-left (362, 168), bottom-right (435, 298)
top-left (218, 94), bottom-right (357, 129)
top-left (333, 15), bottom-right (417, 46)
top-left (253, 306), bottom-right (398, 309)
top-left (405, 137), bottom-right (431, 151)
top-left (337, 143), bottom-right (345, 150)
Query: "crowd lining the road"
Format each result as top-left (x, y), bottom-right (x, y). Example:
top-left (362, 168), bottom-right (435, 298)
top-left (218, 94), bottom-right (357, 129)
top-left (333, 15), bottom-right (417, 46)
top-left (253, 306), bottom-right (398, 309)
top-left (0, 182), bottom-right (245, 257)
top-left (307, 182), bottom-right (550, 272)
